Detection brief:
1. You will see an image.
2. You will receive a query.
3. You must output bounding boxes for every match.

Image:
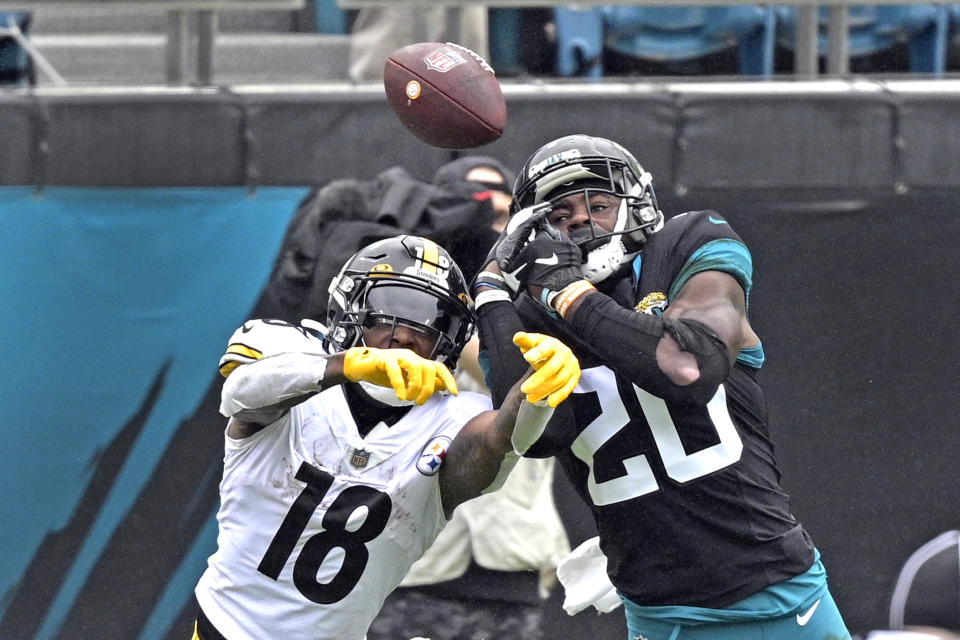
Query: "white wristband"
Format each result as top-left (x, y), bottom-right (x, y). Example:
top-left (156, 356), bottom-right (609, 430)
top-left (482, 449), bottom-right (521, 494)
top-left (511, 400), bottom-right (554, 455)
top-left (482, 398), bottom-right (555, 493)
top-left (474, 287), bottom-right (512, 310)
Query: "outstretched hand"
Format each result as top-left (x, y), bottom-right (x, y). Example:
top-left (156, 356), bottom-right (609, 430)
top-left (476, 202), bottom-right (553, 295)
top-left (510, 226), bottom-right (585, 307)
top-left (343, 347), bottom-right (458, 405)
top-left (513, 332), bottom-right (581, 407)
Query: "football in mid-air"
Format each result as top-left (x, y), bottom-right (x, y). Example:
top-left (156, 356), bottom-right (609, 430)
top-left (383, 42), bottom-right (506, 149)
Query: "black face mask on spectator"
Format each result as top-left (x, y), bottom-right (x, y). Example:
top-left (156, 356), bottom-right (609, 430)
top-left (428, 156), bottom-right (515, 281)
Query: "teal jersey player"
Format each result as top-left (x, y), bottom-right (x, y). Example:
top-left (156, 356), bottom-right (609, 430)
top-left (473, 134), bottom-right (851, 640)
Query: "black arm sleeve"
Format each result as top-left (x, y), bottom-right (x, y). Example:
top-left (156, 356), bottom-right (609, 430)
top-left (566, 292), bottom-right (731, 405)
top-left (475, 301), bottom-right (530, 408)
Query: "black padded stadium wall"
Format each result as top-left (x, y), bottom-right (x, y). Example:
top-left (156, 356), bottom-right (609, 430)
top-left (5, 82), bottom-right (958, 191)
top-left (1, 80), bottom-right (958, 639)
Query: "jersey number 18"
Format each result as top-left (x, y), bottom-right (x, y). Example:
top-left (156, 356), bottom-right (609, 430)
top-left (257, 462), bottom-right (392, 603)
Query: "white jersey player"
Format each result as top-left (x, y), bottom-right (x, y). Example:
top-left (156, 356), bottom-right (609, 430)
top-left (192, 236), bottom-right (581, 640)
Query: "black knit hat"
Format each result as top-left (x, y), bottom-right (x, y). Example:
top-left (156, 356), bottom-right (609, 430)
top-left (432, 156), bottom-right (515, 191)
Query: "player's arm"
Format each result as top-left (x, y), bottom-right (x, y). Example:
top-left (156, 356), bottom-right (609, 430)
top-left (656, 268), bottom-right (752, 365)
top-left (470, 203), bottom-right (557, 408)
top-left (221, 323), bottom-right (457, 438)
top-left (509, 229), bottom-right (747, 405)
top-left (220, 351), bottom-right (347, 439)
top-left (473, 293), bottom-right (531, 407)
top-left (438, 333), bottom-right (579, 517)
top-left (563, 270), bottom-right (747, 399)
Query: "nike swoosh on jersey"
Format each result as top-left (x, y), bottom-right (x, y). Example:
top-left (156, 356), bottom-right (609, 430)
top-left (708, 216), bottom-right (728, 225)
top-left (535, 253), bottom-right (560, 265)
top-left (796, 598), bottom-right (821, 626)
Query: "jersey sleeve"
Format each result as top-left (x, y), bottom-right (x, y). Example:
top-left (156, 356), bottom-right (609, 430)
top-left (523, 403), bottom-right (580, 458)
top-left (475, 301), bottom-right (531, 408)
top-left (219, 318), bottom-right (328, 378)
top-left (661, 211), bottom-right (764, 367)
top-left (665, 210), bottom-right (754, 304)
top-left (444, 391), bottom-right (494, 429)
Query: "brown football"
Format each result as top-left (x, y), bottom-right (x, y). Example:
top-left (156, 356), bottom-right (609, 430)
top-left (383, 42), bottom-right (507, 149)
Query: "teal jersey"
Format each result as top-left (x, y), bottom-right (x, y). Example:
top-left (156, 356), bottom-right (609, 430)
top-left (520, 210), bottom-right (815, 607)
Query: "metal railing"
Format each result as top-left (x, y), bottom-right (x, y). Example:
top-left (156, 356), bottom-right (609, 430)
top-left (335, 0), bottom-right (954, 77)
top-left (0, 0), bottom-right (305, 83)
top-left (2, 0), bottom-right (953, 81)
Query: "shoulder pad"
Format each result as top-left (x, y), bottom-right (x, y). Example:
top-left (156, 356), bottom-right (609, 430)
top-left (219, 319), bottom-right (327, 378)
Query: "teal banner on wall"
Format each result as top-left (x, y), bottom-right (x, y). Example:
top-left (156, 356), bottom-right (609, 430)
top-left (0, 186), bottom-right (307, 640)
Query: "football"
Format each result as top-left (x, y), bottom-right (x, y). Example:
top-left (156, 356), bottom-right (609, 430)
top-left (383, 42), bottom-right (507, 149)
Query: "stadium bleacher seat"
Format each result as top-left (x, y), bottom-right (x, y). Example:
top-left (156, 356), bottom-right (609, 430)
top-left (312, 0), bottom-right (347, 34)
top-left (489, 8), bottom-right (524, 76)
top-left (0, 12), bottom-right (33, 85)
top-left (555, 7), bottom-right (604, 78)
top-left (554, 6), bottom-right (775, 79)
top-left (775, 5), bottom-right (950, 74)
top-left (948, 4), bottom-right (960, 70)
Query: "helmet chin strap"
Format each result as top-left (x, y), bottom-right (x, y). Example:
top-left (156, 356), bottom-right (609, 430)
top-left (577, 196), bottom-right (638, 284)
top-left (582, 237), bottom-right (637, 284)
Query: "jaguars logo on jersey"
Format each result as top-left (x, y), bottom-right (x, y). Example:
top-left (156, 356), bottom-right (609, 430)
top-left (635, 291), bottom-right (668, 315)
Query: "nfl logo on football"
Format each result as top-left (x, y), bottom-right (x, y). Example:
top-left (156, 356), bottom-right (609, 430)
top-left (423, 48), bottom-right (464, 73)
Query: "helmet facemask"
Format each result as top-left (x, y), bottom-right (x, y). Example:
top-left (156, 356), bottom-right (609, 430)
top-left (350, 286), bottom-right (470, 407)
top-left (526, 155), bottom-right (663, 284)
top-left (327, 236), bottom-right (476, 373)
top-left (335, 280), bottom-right (470, 367)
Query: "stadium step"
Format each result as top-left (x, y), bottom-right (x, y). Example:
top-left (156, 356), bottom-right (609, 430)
top-left (28, 32), bottom-right (352, 85)
top-left (28, 8), bottom-right (305, 34)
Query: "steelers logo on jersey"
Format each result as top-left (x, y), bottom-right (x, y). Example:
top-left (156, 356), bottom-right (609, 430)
top-left (635, 291), bottom-right (668, 315)
top-left (416, 435), bottom-right (452, 476)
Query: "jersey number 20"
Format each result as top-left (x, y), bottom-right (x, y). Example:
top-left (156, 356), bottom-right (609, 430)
top-left (574, 367), bottom-right (743, 505)
top-left (257, 462), bottom-right (392, 603)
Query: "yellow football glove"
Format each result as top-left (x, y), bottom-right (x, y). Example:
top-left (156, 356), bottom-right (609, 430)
top-left (342, 347), bottom-right (458, 405)
top-left (512, 332), bottom-right (581, 407)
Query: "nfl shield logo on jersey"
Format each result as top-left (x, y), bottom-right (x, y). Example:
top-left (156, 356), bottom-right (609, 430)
top-left (416, 436), bottom-right (452, 476)
top-left (350, 448), bottom-right (371, 468)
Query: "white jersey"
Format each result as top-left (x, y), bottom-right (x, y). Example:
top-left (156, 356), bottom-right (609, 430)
top-left (196, 383), bottom-right (491, 640)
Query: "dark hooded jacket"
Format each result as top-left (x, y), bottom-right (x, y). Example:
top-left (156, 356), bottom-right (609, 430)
top-left (257, 160), bottom-right (511, 323)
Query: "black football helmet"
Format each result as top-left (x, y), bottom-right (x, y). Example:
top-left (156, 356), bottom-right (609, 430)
top-left (326, 235), bottom-right (475, 370)
top-left (512, 134), bottom-right (664, 283)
